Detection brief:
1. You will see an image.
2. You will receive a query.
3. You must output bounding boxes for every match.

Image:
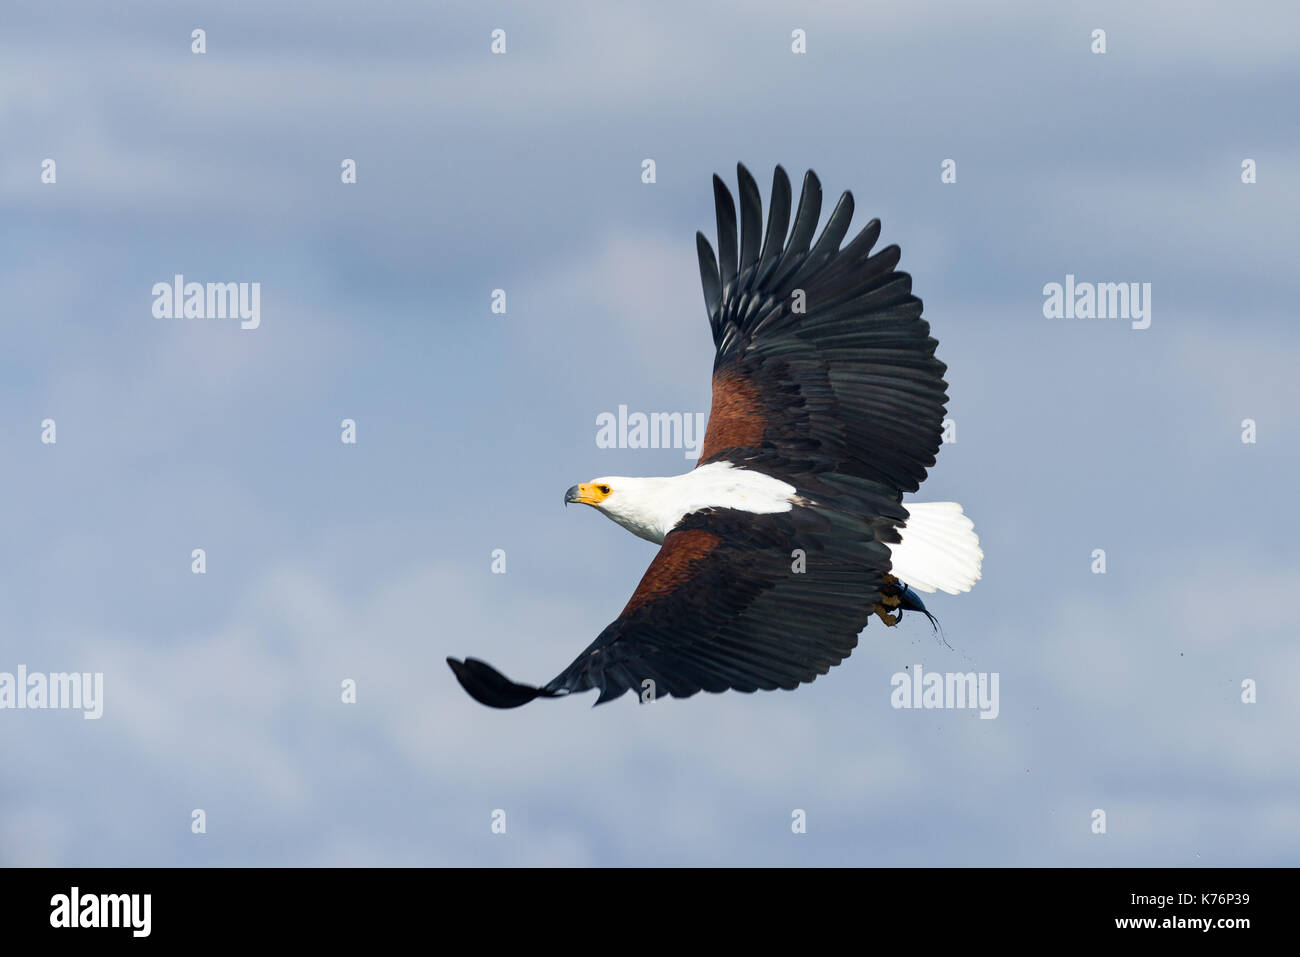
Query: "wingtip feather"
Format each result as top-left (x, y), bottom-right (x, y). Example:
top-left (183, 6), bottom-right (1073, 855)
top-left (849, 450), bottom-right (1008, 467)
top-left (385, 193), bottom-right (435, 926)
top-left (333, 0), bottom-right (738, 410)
top-left (447, 656), bottom-right (552, 709)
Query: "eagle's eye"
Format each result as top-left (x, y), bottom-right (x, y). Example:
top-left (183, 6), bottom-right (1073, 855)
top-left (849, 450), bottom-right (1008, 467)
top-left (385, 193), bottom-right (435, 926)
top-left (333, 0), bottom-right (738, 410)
top-left (597, 485), bottom-right (611, 495)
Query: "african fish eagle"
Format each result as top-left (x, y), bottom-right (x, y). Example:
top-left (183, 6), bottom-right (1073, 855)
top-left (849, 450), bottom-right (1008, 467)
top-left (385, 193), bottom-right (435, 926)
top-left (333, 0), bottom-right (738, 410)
top-left (448, 164), bottom-right (982, 708)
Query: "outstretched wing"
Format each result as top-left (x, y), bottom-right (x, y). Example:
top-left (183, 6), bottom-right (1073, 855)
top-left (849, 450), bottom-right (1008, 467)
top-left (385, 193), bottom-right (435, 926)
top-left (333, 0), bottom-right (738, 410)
top-left (448, 479), bottom-right (902, 708)
top-left (695, 163), bottom-right (948, 495)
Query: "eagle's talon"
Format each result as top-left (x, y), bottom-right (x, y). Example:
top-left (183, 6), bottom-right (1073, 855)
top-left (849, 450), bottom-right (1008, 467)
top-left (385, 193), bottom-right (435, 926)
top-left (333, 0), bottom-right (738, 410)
top-left (874, 605), bottom-right (902, 627)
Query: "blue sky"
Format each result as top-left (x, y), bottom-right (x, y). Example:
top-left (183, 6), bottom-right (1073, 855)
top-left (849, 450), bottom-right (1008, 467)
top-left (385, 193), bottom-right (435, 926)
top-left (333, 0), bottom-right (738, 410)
top-left (1, 0), bottom-right (1297, 865)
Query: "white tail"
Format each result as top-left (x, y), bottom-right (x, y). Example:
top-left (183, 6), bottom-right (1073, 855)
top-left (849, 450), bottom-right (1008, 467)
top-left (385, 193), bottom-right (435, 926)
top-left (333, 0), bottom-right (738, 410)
top-left (886, 501), bottom-right (983, 595)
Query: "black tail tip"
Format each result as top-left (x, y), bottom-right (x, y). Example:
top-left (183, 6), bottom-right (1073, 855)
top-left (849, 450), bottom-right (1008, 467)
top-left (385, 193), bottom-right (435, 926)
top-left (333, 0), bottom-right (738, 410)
top-left (447, 656), bottom-right (551, 709)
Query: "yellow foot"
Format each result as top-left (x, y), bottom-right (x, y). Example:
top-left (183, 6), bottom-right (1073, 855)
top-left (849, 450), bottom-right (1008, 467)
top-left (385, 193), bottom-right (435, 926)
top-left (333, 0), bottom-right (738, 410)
top-left (874, 605), bottom-right (902, 627)
top-left (879, 573), bottom-right (901, 607)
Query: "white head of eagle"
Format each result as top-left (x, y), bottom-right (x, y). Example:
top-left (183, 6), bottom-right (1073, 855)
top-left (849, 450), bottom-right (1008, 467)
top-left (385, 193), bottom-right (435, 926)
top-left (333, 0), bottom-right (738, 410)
top-left (449, 163), bottom-right (983, 709)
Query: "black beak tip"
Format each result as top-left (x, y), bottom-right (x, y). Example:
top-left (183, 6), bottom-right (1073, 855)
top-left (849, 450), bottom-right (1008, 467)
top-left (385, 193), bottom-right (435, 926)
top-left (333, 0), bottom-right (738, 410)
top-left (564, 484), bottom-right (581, 505)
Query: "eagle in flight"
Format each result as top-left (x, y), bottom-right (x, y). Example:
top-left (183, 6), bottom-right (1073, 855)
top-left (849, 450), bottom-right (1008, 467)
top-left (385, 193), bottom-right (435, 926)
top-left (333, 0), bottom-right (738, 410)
top-left (448, 164), bottom-right (982, 708)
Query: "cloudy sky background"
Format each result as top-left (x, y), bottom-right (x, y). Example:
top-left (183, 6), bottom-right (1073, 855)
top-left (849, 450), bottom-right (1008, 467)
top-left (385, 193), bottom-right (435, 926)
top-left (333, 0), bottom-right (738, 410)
top-left (2, 0), bottom-right (1297, 865)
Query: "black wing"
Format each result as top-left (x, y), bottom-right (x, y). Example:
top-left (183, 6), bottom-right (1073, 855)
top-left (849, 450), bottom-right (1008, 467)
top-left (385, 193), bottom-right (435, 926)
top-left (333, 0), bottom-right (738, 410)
top-left (696, 164), bottom-right (948, 496)
top-left (448, 475), bottom-right (903, 708)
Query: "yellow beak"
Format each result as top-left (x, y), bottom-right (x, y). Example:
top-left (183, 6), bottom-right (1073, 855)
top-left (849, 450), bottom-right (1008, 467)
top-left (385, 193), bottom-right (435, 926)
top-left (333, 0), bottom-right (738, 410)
top-left (564, 483), bottom-right (608, 506)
